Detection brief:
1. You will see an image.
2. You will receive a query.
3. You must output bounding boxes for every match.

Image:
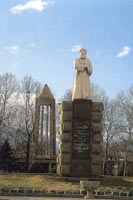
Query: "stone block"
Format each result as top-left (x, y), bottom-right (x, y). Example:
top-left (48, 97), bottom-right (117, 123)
top-left (91, 153), bottom-right (102, 164)
top-left (58, 122), bottom-right (63, 134)
top-left (59, 153), bottom-right (71, 164)
top-left (59, 101), bottom-right (72, 113)
top-left (57, 133), bottom-right (72, 144)
top-left (61, 164), bottom-right (71, 175)
top-left (59, 111), bottom-right (72, 122)
top-left (56, 155), bottom-right (60, 164)
top-left (61, 133), bottom-right (72, 142)
top-left (92, 143), bottom-right (102, 153)
top-left (92, 123), bottom-right (102, 133)
top-left (92, 102), bottom-right (104, 112)
top-left (92, 112), bottom-right (102, 123)
top-left (71, 160), bottom-right (91, 177)
top-left (58, 143), bottom-right (61, 154)
top-left (91, 164), bottom-right (102, 176)
top-left (73, 99), bottom-right (91, 120)
top-left (61, 143), bottom-right (72, 153)
top-left (62, 121), bottom-right (72, 131)
top-left (58, 122), bottom-right (72, 134)
top-left (57, 164), bottom-right (61, 175)
top-left (92, 134), bottom-right (103, 143)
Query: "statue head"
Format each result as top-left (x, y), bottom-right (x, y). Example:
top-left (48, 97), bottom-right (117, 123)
top-left (79, 47), bottom-right (87, 59)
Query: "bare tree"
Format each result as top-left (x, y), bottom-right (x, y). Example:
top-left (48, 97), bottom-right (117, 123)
top-left (20, 76), bottom-right (42, 171)
top-left (59, 82), bottom-right (109, 102)
top-left (115, 85), bottom-right (133, 176)
top-left (102, 100), bottom-right (120, 161)
top-left (0, 73), bottom-right (18, 145)
top-left (58, 89), bottom-right (72, 102)
top-left (91, 82), bottom-right (108, 103)
top-left (10, 76), bottom-right (42, 172)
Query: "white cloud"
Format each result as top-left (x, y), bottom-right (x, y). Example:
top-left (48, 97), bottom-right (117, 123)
top-left (29, 43), bottom-right (38, 48)
top-left (10, 0), bottom-right (54, 14)
top-left (117, 46), bottom-right (131, 58)
top-left (71, 44), bottom-right (83, 53)
top-left (5, 45), bottom-right (19, 55)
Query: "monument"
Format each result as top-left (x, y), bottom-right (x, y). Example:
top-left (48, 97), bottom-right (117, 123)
top-left (14, 84), bottom-right (56, 173)
top-left (57, 47), bottom-right (103, 177)
top-left (72, 47), bottom-right (92, 100)
top-left (31, 84), bottom-right (56, 172)
top-left (33, 84), bottom-right (56, 157)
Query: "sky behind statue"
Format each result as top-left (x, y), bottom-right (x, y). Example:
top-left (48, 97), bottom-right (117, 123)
top-left (0, 0), bottom-right (133, 99)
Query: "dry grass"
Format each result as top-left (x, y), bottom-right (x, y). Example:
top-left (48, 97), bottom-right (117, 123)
top-left (101, 176), bottom-right (133, 187)
top-left (0, 174), bottom-right (132, 191)
top-left (0, 174), bottom-right (80, 191)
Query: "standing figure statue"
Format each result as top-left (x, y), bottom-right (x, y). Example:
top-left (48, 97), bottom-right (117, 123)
top-left (72, 47), bottom-right (93, 100)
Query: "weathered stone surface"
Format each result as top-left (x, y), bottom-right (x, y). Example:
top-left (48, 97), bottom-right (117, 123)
top-left (56, 155), bottom-right (60, 164)
top-left (71, 160), bottom-right (91, 177)
top-left (57, 143), bottom-right (72, 154)
top-left (62, 121), bottom-right (72, 131)
top-left (59, 101), bottom-right (72, 113)
top-left (58, 121), bottom-right (72, 133)
top-left (59, 111), bottom-right (72, 122)
top-left (72, 47), bottom-right (92, 100)
top-left (92, 123), bottom-right (102, 133)
top-left (57, 143), bottom-right (61, 154)
top-left (61, 164), bottom-right (71, 175)
top-left (57, 133), bottom-right (72, 145)
top-left (72, 99), bottom-right (91, 163)
top-left (91, 164), bottom-right (102, 176)
top-left (92, 143), bottom-right (102, 153)
top-left (92, 102), bottom-right (104, 112)
top-left (92, 112), bottom-right (102, 123)
top-left (57, 164), bottom-right (61, 175)
top-left (33, 84), bottom-right (56, 158)
top-left (73, 99), bottom-right (91, 120)
top-left (59, 153), bottom-right (71, 164)
top-left (91, 153), bottom-right (102, 164)
top-left (57, 99), bottom-right (104, 177)
top-left (60, 143), bottom-right (72, 153)
top-left (92, 134), bottom-right (103, 143)
top-left (58, 123), bottom-right (63, 134)
top-left (61, 133), bottom-right (72, 142)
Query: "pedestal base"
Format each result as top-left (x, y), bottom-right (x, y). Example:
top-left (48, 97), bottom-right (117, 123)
top-left (57, 100), bottom-right (103, 177)
top-left (84, 191), bottom-right (94, 199)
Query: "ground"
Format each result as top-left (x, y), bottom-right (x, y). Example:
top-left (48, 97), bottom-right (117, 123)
top-left (0, 174), bottom-right (79, 191)
top-left (0, 197), bottom-right (114, 200)
top-left (0, 173), bottom-right (133, 200)
top-left (0, 174), bottom-right (133, 191)
top-left (0, 173), bottom-right (133, 191)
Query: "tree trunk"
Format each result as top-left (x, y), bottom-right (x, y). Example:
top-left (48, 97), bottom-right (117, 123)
top-left (25, 133), bottom-right (30, 172)
top-left (123, 158), bottom-right (127, 176)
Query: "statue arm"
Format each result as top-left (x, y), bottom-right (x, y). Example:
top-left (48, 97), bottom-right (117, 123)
top-left (86, 60), bottom-right (92, 76)
top-left (73, 59), bottom-right (84, 71)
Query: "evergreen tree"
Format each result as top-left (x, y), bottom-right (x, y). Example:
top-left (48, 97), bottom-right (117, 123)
top-left (0, 139), bottom-right (16, 172)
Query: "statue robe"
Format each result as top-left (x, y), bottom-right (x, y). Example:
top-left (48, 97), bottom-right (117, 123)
top-left (72, 57), bottom-right (92, 100)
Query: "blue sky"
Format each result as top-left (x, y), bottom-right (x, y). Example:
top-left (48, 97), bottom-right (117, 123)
top-left (0, 0), bottom-right (133, 99)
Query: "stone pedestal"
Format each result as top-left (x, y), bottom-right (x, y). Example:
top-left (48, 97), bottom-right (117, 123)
top-left (71, 99), bottom-right (91, 177)
top-left (57, 100), bottom-right (103, 177)
top-left (57, 101), bottom-right (72, 176)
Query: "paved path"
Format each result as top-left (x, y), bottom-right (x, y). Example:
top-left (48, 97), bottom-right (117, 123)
top-left (0, 197), bottom-right (113, 200)
top-left (0, 197), bottom-right (84, 200)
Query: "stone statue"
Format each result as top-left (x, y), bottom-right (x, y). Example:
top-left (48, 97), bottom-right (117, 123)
top-left (72, 47), bottom-right (92, 100)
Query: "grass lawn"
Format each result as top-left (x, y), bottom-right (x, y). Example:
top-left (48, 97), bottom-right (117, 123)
top-left (0, 173), bottom-right (80, 191)
top-left (101, 176), bottom-right (133, 188)
top-left (0, 174), bottom-right (133, 191)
